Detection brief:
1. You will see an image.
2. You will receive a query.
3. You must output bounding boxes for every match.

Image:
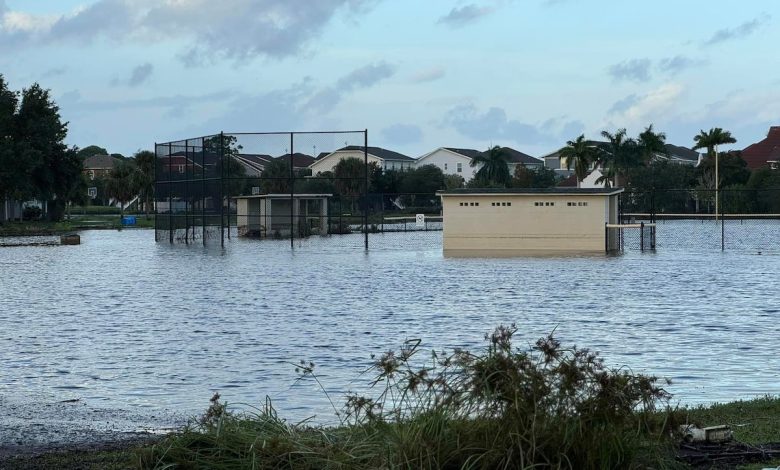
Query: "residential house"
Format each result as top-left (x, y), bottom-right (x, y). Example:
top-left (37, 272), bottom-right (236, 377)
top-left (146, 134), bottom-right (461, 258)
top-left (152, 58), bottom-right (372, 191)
top-left (415, 147), bottom-right (482, 181)
top-left (83, 154), bottom-right (122, 180)
top-left (656, 144), bottom-right (701, 166)
top-left (416, 146), bottom-right (542, 182)
top-left (233, 154), bottom-right (273, 176)
top-left (741, 126), bottom-right (780, 170)
top-left (309, 146), bottom-right (415, 174)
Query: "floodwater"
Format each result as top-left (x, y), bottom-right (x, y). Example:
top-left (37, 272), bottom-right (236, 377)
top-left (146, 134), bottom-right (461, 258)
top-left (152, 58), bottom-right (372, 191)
top-left (1, 227), bottom-right (779, 433)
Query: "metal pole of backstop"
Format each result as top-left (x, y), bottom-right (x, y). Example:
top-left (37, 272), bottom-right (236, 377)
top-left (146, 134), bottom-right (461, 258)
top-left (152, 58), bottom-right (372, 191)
top-left (184, 141), bottom-right (189, 244)
top-left (290, 132), bottom-right (295, 250)
top-left (220, 132), bottom-right (225, 248)
top-left (201, 137), bottom-right (206, 244)
top-left (154, 142), bottom-right (158, 242)
top-left (168, 142), bottom-right (173, 244)
top-left (364, 130), bottom-right (369, 251)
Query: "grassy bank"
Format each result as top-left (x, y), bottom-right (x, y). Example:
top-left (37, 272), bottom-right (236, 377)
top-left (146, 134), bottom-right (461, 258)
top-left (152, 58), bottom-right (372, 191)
top-left (6, 328), bottom-right (779, 469)
top-left (0, 215), bottom-right (155, 236)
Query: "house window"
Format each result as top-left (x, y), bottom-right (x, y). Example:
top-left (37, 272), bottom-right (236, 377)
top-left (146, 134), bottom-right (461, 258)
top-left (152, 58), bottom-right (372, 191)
top-left (179, 165), bottom-right (185, 173)
top-left (444, 163), bottom-right (448, 171)
top-left (88, 170), bottom-right (95, 180)
top-left (507, 202), bottom-right (511, 206)
top-left (457, 162), bottom-right (462, 173)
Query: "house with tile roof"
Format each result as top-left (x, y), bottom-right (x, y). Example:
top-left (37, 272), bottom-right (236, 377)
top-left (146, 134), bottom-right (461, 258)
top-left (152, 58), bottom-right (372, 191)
top-left (309, 146), bottom-right (415, 174)
top-left (741, 126), bottom-right (780, 170)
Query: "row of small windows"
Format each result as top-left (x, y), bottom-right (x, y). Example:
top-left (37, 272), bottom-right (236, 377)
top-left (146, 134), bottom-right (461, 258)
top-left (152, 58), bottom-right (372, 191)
top-left (459, 201), bottom-right (588, 208)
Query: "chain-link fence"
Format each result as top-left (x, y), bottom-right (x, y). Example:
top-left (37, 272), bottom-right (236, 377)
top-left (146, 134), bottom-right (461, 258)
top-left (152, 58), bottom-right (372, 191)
top-left (154, 131), bottom-right (442, 250)
top-left (619, 188), bottom-right (780, 253)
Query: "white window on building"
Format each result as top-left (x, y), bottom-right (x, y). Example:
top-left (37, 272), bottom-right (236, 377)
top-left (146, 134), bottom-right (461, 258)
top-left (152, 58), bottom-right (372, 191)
top-left (444, 163), bottom-right (448, 171)
top-left (88, 170), bottom-right (95, 180)
top-left (179, 165), bottom-right (185, 173)
top-left (457, 162), bottom-right (462, 173)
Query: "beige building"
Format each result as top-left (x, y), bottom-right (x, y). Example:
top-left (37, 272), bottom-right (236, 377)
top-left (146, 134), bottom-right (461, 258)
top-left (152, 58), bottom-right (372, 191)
top-left (235, 194), bottom-right (330, 238)
top-left (437, 188), bottom-right (623, 254)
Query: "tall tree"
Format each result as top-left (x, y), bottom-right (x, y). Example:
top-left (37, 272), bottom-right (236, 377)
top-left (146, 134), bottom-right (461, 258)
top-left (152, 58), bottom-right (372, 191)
top-left (260, 158), bottom-right (291, 194)
top-left (133, 150), bottom-right (156, 219)
top-left (692, 128), bottom-right (737, 158)
top-left (637, 124), bottom-right (668, 164)
top-left (470, 146), bottom-right (511, 186)
top-left (692, 128), bottom-right (737, 217)
top-left (0, 75), bottom-right (19, 204)
top-left (105, 160), bottom-right (138, 219)
top-left (559, 134), bottom-right (597, 188)
top-left (596, 129), bottom-right (640, 187)
top-left (15, 83), bottom-right (75, 220)
top-left (76, 145), bottom-right (109, 160)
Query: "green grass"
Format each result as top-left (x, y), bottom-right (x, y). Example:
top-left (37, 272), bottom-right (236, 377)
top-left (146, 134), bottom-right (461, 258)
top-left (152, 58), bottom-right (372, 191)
top-left (1, 448), bottom-right (139, 470)
top-left (683, 396), bottom-right (780, 445)
top-left (0, 215), bottom-right (155, 235)
top-left (142, 326), bottom-right (682, 469)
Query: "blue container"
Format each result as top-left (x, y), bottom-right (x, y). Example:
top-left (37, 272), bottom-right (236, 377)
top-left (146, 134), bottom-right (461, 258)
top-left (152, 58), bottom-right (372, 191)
top-left (121, 216), bottom-right (137, 226)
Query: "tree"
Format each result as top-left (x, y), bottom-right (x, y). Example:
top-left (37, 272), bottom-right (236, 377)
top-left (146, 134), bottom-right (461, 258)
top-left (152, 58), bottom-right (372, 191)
top-left (333, 157), bottom-right (372, 213)
top-left (0, 75), bottom-right (19, 205)
top-left (692, 128), bottom-right (738, 217)
top-left (637, 124), bottom-right (668, 164)
top-left (513, 165), bottom-right (559, 189)
top-left (692, 128), bottom-right (737, 159)
top-left (15, 83), bottom-right (76, 220)
top-left (470, 146), bottom-right (511, 186)
top-left (133, 150), bottom-right (156, 219)
top-left (76, 145), bottom-right (109, 160)
top-left (105, 160), bottom-right (138, 219)
top-left (596, 129), bottom-right (641, 187)
top-left (260, 158), bottom-right (291, 194)
top-left (559, 135), bottom-right (597, 188)
top-left (443, 174), bottom-right (464, 190)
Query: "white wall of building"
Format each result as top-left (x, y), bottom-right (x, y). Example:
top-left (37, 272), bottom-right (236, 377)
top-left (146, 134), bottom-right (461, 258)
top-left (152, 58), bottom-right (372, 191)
top-left (416, 148), bottom-right (477, 181)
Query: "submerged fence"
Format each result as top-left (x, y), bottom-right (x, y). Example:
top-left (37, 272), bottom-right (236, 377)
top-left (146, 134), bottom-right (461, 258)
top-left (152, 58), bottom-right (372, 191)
top-left (618, 188), bottom-right (780, 253)
top-left (154, 131), bottom-right (442, 250)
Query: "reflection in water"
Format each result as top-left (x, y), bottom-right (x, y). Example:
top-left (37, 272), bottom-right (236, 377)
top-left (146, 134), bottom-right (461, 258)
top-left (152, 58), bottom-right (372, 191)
top-left (0, 229), bottom-right (779, 425)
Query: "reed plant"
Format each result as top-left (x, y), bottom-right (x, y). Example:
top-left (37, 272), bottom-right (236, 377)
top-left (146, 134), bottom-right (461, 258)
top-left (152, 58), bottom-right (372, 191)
top-left (142, 325), bottom-right (681, 469)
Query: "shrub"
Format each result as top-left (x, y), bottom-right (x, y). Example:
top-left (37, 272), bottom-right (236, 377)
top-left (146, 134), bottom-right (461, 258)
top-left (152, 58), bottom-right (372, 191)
top-left (144, 326), bottom-right (677, 469)
top-left (22, 206), bottom-right (42, 220)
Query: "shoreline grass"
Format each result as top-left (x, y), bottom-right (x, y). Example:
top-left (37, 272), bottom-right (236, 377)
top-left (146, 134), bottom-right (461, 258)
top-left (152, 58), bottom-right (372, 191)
top-left (0, 215), bottom-right (155, 236)
top-left (5, 327), bottom-right (779, 469)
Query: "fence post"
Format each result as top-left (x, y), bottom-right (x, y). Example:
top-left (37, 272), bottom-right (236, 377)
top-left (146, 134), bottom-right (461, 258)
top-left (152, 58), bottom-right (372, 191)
top-left (154, 142), bottom-right (158, 242)
top-left (721, 191), bottom-right (725, 251)
top-left (185, 141), bottom-right (189, 245)
top-left (219, 132), bottom-right (225, 247)
top-left (640, 222), bottom-right (644, 252)
top-left (290, 132), bottom-right (294, 250)
top-left (364, 129), bottom-right (369, 251)
top-left (168, 142), bottom-right (173, 244)
top-left (605, 222), bottom-right (608, 253)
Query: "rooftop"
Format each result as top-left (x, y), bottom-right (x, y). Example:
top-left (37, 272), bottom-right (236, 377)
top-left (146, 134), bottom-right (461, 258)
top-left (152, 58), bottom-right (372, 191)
top-left (438, 187), bottom-right (623, 195)
top-left (742, 126), bottom-right (780, 169)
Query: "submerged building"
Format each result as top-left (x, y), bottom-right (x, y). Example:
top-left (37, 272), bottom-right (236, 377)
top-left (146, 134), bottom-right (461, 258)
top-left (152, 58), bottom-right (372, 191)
top-left (235, 194), bottom-right (331, 238)
top-left (437, 188), bottom-right (623, 254)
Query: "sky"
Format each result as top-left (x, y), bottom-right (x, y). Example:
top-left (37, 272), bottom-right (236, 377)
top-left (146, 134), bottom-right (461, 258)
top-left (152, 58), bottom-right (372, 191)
top-left (1, 0), bottom-right (778, 158)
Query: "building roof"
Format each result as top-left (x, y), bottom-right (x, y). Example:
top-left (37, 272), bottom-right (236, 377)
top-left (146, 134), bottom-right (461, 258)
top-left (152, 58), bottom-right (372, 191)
top-left (498, 147), bottom-right (542, 165)
top-left (277, 153), bottom-right (315, 167)
top-left (557, 174), bottom-right (578, 187)
top-left (83, 154), bottom-right (121, 170)
top-left (443, 147), bottom-right (482, 159)
top-left (340, 145), bottom-right (414, 161)
top-left (742, 126), bottom-right (780, 169)
top-left (239, 154), bottom-right (273, 164)
top-left (663, 144), bottom-right (699, 162)
top-left (438, 187), bottom-right (623, 195)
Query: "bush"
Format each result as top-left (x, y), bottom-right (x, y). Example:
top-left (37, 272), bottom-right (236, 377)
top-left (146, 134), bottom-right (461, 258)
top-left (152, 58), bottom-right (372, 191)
top-left (22, 206), bottom-right (42, 220)
top-left (145, 326), bottom-right (677, 469)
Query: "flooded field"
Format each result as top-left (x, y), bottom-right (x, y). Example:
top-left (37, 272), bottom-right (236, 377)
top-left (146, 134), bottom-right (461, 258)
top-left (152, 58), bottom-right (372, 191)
top-left (1, 227), bottom-right (778, 431)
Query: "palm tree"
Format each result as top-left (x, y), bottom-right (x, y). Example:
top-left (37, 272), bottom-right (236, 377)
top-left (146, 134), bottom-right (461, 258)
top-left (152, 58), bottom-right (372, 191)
top-left (596, 129), bottom-right (640, 187)
top-left (559, 135), bottom-right (597, 188)
top-left (692, 128), bottom-right (737, 218)
top-left (470, 146), bottom-right (511, 186)
top-left (105, 161), bottom-right (138, 220)
top-left (132, 150), bottom-right (155, 220)
top-left (637, 124), bottom-right (668, 164)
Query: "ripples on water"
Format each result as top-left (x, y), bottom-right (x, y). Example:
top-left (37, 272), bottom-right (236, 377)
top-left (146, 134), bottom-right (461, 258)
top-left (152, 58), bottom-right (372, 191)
top-left (0, 228), bottom-right (778, 423)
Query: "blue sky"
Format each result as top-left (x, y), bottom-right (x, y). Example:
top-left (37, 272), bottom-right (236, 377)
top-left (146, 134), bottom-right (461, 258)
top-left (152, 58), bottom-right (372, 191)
top-left (1, 0), bottom-right (778, 158)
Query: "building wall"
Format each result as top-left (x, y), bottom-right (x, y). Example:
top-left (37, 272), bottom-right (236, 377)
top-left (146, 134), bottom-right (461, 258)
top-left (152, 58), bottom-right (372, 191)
top-left (309, 151), bottom-right (384, 174)
top-left (441, 193), bottom-right (616, 253)
top-left (416, 149), bottom-right (477, 181)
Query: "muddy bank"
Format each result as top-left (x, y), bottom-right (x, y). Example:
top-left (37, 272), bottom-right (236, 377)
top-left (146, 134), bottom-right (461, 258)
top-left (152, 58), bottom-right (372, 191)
top-left (0, 394), bottom-right (184, 461)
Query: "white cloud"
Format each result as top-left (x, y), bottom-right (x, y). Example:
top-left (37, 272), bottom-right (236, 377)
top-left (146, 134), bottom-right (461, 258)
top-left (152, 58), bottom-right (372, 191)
top-left (608, 83), bottom-right (685, 123)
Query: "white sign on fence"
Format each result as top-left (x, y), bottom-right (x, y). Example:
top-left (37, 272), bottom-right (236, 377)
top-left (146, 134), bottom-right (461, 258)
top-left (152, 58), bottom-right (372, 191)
top-left (87, 187), bottom-right (97, 199)
top-left (415, 213), bottom-right (425, 228)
